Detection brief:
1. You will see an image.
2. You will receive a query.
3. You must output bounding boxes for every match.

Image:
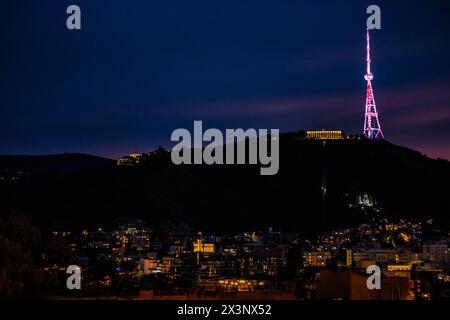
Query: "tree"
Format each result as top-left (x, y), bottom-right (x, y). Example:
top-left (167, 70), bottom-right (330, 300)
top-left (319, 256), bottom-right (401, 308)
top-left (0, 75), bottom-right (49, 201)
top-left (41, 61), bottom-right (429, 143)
top-left (0, 211), bottom-right (46, 298)
top-left (0, 210), bottom-right (41, 262)
top-left (0, 237), bottom-right (43, 298)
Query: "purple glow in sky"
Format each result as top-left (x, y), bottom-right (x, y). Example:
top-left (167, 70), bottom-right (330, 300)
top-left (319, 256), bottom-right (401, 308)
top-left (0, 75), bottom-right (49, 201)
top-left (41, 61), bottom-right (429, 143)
top-left (1, 0), bottom-right (450, 160)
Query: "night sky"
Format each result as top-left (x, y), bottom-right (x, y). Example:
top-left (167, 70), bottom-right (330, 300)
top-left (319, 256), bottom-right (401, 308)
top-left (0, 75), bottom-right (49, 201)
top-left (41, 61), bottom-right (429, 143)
top-left (1, 0), bottom-right (450, 159)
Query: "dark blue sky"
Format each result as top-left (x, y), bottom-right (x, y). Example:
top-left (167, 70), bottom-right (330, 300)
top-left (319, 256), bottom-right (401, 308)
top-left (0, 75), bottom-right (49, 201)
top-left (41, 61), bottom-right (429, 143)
top-left (1, 0), bottom-right (450, 159)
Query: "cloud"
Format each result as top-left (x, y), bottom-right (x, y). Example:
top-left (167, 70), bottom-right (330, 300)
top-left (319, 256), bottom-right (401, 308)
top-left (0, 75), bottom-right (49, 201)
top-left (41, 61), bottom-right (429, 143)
top-left (154, 80), bottom-right (450, 159)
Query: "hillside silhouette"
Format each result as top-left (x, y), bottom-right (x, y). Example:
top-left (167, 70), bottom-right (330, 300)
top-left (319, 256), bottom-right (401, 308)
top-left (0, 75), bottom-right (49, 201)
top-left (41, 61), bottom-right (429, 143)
top-left (1, 132), bottom-right (449, 235)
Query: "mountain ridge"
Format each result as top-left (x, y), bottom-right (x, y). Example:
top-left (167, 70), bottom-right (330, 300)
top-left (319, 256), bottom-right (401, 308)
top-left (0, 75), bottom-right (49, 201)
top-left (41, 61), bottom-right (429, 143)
top-left (1, 133), bottom-right (449, 234)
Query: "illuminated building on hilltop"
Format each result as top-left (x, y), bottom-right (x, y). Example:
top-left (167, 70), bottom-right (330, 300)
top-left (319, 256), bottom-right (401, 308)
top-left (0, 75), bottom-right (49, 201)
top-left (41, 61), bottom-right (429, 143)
top-left (116, 152), bottom-right (143, 166)
top-left (117, 148), bottom-right (168, 166)
top-left (306, 130), bottom-right (345, 140)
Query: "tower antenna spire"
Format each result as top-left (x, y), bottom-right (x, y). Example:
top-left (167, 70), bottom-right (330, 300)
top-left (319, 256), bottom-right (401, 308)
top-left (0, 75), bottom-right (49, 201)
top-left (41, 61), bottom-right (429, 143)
top-left (366, 29), bottom-right (372, 79)
top-left (363, 29), bottom-right (384, 140)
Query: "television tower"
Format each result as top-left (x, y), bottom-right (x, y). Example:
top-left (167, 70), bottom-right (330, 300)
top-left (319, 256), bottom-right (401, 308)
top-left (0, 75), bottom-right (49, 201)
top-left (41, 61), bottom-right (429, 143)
top-left (363, 29), bottom-right (384, 139)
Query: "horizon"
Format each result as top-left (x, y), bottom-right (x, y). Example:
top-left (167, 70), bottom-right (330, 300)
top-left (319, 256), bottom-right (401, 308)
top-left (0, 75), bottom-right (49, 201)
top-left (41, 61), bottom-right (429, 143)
top-left (1, 129), bottom-right (448, 162)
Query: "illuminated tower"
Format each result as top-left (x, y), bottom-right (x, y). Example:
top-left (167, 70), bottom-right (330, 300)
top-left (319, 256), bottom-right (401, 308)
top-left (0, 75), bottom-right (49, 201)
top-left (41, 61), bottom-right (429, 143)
top-left (363, 29), bottom-right (384, 140)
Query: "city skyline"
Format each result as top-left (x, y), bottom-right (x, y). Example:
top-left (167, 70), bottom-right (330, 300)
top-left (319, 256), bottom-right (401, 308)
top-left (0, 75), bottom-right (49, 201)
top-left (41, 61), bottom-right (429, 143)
top-left (2, 200), bottom-right (448, 300)
top-left (2, 0), bottom-right (450, 308)
top-left (1, 1), bottom-right (450, 160)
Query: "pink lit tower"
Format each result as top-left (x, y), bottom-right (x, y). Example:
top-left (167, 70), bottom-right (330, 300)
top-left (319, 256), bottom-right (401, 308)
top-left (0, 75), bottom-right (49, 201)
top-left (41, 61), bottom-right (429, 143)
top-left (363, 29), bottom-right (384, 140)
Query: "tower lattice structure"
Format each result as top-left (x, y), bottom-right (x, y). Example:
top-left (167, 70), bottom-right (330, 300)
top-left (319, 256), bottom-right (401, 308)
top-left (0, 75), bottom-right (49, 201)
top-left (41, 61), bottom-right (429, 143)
top-left (363, 29), bottom-right (384, 140)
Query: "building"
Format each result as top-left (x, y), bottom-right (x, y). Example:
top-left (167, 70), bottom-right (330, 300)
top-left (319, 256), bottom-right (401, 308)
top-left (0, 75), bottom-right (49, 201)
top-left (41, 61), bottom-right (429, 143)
top-left (193, 239), bottom-right (215, 254)
top-left (140, 257), bottom-right (159, 275)
top-left (345, 249), bottom-right (353, 267)
top-left (317, 269), bottom-right (410, 300)
top-left (353, 249), bottom-right (419, 265)
top-left (303, 251), bottom-right (332, 267)
top-left (116, 153), bottom-right (143, 166)
top-left (422, 241), bottom-right (449, 265)
top-left (386, 264), bottom-right (412, 272)
top-left (199, 260), bottom-right (239, 278)
top-left (306, 130), bottom-right (344, 140)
